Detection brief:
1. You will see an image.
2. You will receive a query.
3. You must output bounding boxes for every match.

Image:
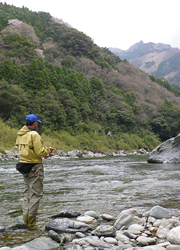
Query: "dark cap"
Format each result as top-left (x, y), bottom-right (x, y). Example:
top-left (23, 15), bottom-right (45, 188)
top-left (25, 114), bottom-right (41, 123)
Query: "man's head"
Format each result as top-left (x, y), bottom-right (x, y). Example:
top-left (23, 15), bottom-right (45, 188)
top-left (26, 114), bottom-right (41, 128)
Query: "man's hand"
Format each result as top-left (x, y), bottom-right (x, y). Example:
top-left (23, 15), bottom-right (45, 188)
top-left (49, 147), bottom-right (56, 152)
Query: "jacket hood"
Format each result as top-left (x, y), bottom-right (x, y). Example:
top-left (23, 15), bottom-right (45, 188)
top-left (17, 125), bottom-right (31, 136)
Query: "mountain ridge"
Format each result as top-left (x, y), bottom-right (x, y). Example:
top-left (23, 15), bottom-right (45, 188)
top-left (109, 41), bottom-right (180, 84)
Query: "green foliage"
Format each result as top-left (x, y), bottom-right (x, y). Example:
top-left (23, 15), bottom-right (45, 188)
top-left (62, 57), bottom-right (74, 68)
top-left (0, 9), bottom-right (9, 31)
top-left (149, 99), bottom-right (180, 140)
top-left (89, 76), bottom-right (105, 96)
top-left (2, 33), bottom-right (35, 59)
top-left (0, 119), bottom-right (18, 151)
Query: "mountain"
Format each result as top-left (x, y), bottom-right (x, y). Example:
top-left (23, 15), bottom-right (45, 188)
top-left (109, 41), bottom-right (180, 84)
top-left (1, 3), bottom-right (180, 146)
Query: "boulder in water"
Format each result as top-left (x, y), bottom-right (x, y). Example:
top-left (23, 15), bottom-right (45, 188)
top-left (148, 134), bottom-right (180, 163)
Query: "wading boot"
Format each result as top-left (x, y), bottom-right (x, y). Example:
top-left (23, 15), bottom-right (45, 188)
top-left (28, 215), bottom-right (37, 230)
top-left (22, 214), bottom-right (28, 228)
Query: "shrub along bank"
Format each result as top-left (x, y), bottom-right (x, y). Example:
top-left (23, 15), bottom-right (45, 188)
top-left (0, 119), bottom-right (160, 154)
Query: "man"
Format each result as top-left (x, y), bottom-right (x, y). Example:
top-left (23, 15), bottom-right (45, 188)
top-left (16, 114), bottom-right (56, 228)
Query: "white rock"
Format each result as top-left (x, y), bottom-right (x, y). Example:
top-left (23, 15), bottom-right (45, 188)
top-left (128, 223), bottom-right (145, 232)
top-left (149, 206), bottom-right (171, 219)
top-left (115, 231), bottom-right (130, 243)
top-left (100, 213), bottom-right (116, 221)
top-left (167, 225), bottom-right (180, 244)
top-left (104, 237), bottom-right (118, 244)
top-left (77, 215), bottom-right (96, 224)
top-left (148, 134), bottom-right (180, 163)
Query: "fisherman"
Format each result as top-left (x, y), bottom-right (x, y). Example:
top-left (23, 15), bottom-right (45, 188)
top-left (16, 114), bottom-right (56, 228)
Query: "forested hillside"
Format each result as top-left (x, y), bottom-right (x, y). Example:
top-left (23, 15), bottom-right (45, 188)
top-left (1, 3), bottom-right (180, 152)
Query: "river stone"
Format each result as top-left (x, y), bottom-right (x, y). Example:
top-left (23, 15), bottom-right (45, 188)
top-left (100, 213), bottom-right (116, 221)
top-left (51, 210), bottom-right (81, 218)
top-left (147, 134), bottom-right (180, 163)
top-left (118, 208), bottom-right (142, 217)
top-left (64, 243), bottom-right (83, 250)
top-left (67, 150), bottom-right (83, 158)
top-left (0, 247), bottom-right (12, 250)
top-left (167, 245), bottom-right (180, 250)
top-left (92, 224), bottom-right (116, 237)
top-left (75, 232), bottom-right (86, 238)
top-left (103, 236), bottom-right (118, 244)
top-left (46, 218), bottom-right (90, 233)
top-left (114, 213), bottom-right (144, 230)
top-left (72, 236), bottom-right (112, 248)
top-left (76, 215), bottom-right (96, 224)
top-left (167, 225), bottom-right (180, 244)
top-left (137, 246), bottom-right (166, 250)
top-left (149, 206), bottom-right (172, 219)
top-left (48, 230), bottom-right (60, 243)
top-left (84, 211), bottom-right (98, 219)
top-left (115, 231), bottom-right (130, 243)
top-left (136, 236), bottom-right (157, 246)
top-left (12, 236), bottom-right (59, 250)
top-left (128, 223), bottom-right (145, 232)
top-left (56, 150), bottom-right (68, 157)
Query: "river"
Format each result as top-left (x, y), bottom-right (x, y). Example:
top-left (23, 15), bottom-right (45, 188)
top-left (1, 155), bottom-right (180, 246)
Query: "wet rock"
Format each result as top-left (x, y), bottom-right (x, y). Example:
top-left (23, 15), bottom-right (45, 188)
top-left (92, 224), bottom-right (116, 237)
top-left (48, 229), bottom-right (60, 243)
top-left (46, 218), bottom-right (90, 233)
top-left (167, 225), bottom-right (180, 244)
top-left (75, 232), bottom-right (86, 238)
top-left (147, 134), bottom-right (180, 163)
top-left (11, 236), bottom-right (59, 250)
top-left (149, 205), bottom-right (172, 219)
top-left (51, 210), bottom-right (81, 218)
top-left (0, 226), bottom-right (5, 232)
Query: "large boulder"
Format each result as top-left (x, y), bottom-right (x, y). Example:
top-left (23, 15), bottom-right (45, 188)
top-left (148, 134), bottom-right (180, 163)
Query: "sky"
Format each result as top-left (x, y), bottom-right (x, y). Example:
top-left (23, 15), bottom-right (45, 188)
top-left (3, 0), bottom-right (180, 50)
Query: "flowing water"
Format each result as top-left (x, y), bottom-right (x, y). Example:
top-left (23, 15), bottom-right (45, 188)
top-left (1, 155), bottom-right (180, 246)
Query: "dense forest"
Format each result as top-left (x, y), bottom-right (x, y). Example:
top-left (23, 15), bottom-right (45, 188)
top-left (1, 2), bottom-right (180, 152)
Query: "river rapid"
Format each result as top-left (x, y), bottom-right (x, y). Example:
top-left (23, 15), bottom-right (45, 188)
top-left (1, 154), bottom-right (180, 229)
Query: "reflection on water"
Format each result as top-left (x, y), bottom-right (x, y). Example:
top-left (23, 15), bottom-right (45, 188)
top-left (1, 155), bottom-right (180, 227)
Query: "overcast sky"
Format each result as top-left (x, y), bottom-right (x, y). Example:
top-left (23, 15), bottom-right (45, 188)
top-left (3, 0), bottom-right (180, 50)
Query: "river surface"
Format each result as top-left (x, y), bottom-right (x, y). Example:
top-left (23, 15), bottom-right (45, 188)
top-left (1, 155), bottom-right (180, 228)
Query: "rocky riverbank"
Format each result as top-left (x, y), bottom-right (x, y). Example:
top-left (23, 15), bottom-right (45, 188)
top-left (1, 205), bottom-right (180, 249)
top-left (0, 148), bottom-right (149, 161)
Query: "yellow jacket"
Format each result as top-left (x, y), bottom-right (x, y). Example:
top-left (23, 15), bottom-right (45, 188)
top-left (16, 126), bottom-right (51, 163)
